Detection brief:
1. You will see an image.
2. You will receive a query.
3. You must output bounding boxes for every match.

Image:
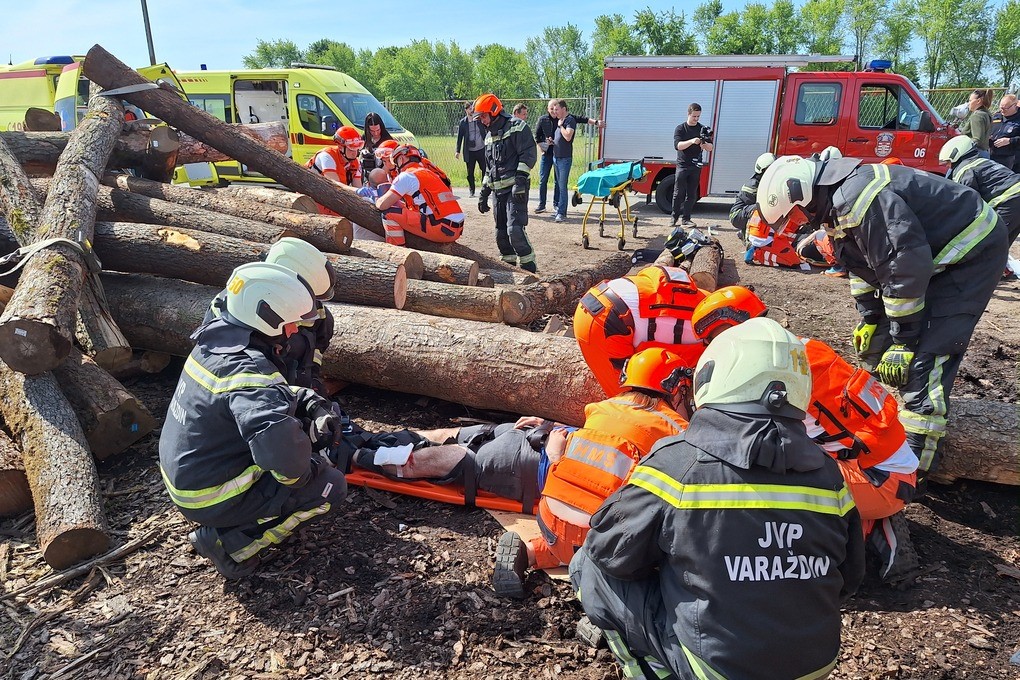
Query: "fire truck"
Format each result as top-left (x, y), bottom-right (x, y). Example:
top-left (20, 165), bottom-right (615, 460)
top-left (598, 55), bottom-right (956, 212)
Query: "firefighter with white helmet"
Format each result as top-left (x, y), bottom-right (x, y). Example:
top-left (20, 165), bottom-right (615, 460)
top-left (160, 262), bottom-right (348, 579)
top-left (728, 151), bottom-right (777, 240)
top-left (571, 317), bottom-right (864, 680)
top-left (757, 153), bottom-right (1008, 483)
top-left (939, 134), bottom-right (1020, 248)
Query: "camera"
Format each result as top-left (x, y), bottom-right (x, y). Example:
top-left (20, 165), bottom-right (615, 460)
top-left (699, 126), bottom-right (714, 143)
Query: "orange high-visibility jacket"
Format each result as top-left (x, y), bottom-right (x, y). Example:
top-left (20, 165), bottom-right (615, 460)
top-left (804, 338), bottom-right (907, 468)
top-left (398, 167), bottom-right (463, 222)
top-left (306, 147), bottom-right (362, 186)
top-left (541, 392), bottom-right (688, 515)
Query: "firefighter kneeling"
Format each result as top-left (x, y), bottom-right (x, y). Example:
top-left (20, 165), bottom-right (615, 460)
top-left (571, 317), bottom-right (864, 680)
top-left (375, 144), bottom-right (464, 246)
top-left (159, 262), bottom-right (348, 579)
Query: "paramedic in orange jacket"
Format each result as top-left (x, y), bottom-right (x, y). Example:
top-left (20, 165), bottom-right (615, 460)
top-left (573, 265), bottom-right (706, 399)
top-left (692, 286), bottom-right (919, 580)
top-left (307, 125), bottom-right (364, 188)
top-left (744, 207), bottom-right (811, 269)
top-left (375, 145), bottom-right (464, 246)
top-left (494, 347), bottom-right (689, 598)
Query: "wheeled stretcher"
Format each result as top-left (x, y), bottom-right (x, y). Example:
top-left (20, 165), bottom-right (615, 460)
top-left (570, 160), bottom-right (645, 250)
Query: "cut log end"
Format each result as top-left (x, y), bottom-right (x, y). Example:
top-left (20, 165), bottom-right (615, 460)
top-left (42, 527), bottom-right (112, 570)
top-left (0, 469), bottom-right (32, 518)
top-left (0, 323), bottom-right (73, 375)
top-left (91, 346), bottom-right (134, 372)
top-left (88, 401), bottom-right (158, 461)
top-left (500, 291), bottom-right (529, 325)
top-left (393, 265), bottom-right (408, 311)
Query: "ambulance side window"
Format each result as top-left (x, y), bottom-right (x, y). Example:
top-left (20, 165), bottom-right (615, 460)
top-left (794, 83), bottom-right (841, 125)
top-left (296, 94), bottom-right (334, 135)
top-left (189, 95), bottom-right (232, 123)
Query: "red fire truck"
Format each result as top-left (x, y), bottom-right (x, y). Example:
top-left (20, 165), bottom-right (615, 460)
top-left (599, 55), bottom-right (956, 212)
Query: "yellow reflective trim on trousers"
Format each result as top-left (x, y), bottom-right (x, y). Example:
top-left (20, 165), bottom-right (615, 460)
top-left (491, 176), bottom-right (515, 190)
top-left (883, 295), bottom-right (924, 318)
top-left (271, 470), bottom-right (302, 486)
top-left (313, 349), bottom-right (323, 366)
top-left (184, 355), bottom-right (285, 394)
top-left (629, 466), bottom-right (856, 516)
top-left (603, 630), bottom-right (645, 679)
top-left (899, 411), bottom-right (948, 435)
top-left (836, 164), bottom-right (891, 232)
top-left (849, 275), bottom-right (876, 296)
top-left (680, 643), bottom-right (726, 680)
top-left (989, 179), bottom-right (1020, 207)
top-left (230, 502), bottom-right (331, 562)
top-left (934, 203), bottom-right (997, 266)
top-left (161, 463), bottom-right (263, 509)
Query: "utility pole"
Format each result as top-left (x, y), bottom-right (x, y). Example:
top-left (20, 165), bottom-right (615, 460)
top-left (140, 0), bottom-right (156, 65)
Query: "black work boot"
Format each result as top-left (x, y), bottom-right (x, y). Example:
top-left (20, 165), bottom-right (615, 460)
top-left (189, 527), bottom-right (259, 580)
top-left (869, 512), bottom-right (920, 583)
top-left (576, 614), bottom-right (605, 648)
top-left (493, 531), bottom-right (529, 599)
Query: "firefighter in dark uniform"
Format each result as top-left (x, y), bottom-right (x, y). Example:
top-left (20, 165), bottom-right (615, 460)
top-left (757, 155), bottom-right (1008, 481)
top-left (203, 238), bottom-right (337, 398)
top-left (475, 93), bottom-right (539, 273)
top-left (940, 135), bottom-right (1020, 245)
top-left (570, 318), bottom-right (864, 680)
top-left (728, 152), bottom-right (775, 240)
top-left (160, 262), bottom-right (348, 579)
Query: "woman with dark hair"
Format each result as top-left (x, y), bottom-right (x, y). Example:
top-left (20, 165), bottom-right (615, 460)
top-left (960, 89), bottom-right (993, 157)
top-left (361, 112), bottom-right (395, 171)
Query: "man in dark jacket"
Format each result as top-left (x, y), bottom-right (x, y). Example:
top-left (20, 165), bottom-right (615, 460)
top-left (671, 102), bottom-right (714, 227)
top-left (990, 94), bottom-right (1020, 172)
top-left (571, 317), bottom-right (864, 680)
top-left (160, 262), bottom-right (348, 579)
top-left (940, 135), bottom-right (1020, 245)
top-left (455, 102), bottom-right (487, 198)
top-left (476, 93), bottom-right (539, 272)
top-left (758, 155), bottom-right (1008, 482)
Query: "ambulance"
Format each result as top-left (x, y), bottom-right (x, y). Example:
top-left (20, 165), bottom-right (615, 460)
top-left (598, 54), bottom-right (956, 212)
top-left (173, 64), bottom-right (417, 185)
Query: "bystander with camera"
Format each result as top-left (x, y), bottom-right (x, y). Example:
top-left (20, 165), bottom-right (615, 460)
top-left (671, 103), bottom-right (713, 228)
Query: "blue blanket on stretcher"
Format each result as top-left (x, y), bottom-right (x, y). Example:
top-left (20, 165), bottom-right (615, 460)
top-left (576, 162), bottom-right (645, 198)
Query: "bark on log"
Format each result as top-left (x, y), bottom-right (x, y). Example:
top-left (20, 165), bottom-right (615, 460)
top-left (418, 251), bottom-right (479, 286)
top-left (90, 221), bottom-right (404, 308)
top-left (689, 240), bottom-right (723, 292)
top-left (0, 83), bottom-right (126, 375)
top-left (502, 252), bottom-right (634, 326)
top-left (34, 177), bottom-right (350, 254)
top-left (0, 135), bottom-right (44, 244)
top-left (478, 268), bottom-right (541, 286)
top-left (102, 174), bottom-right (353, 252)
top-left (0, 428), bottom-right (31, 518)
top-left (653, 248), bottom-right (674, 268)
top-left (75, 283), bottom-right (133, 371)
top-left (348, 241), bottom-right (424, 280)
top-left (177, 122), bottom-right (288, 162)
top-left (932, 398), bottom-right (1020, 486)
top-left (53, 348), bottom-right (156, 461)
top-left (204, 185), bottom-right (318, 213)
top-left (404, 280), bottom-right (505, 323)
top-left (476, 273), bottom-right (495, 288)
top-left (0, 364), bottom-right (111, 567)
top-left (102, 274), bottom-right (603, 425)
top-left (83, 46), bottom-right (382, 228)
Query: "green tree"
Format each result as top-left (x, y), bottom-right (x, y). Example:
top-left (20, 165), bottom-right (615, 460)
top-left (799, 0), bottom-right (845, 55)
top-left (526, 24), bottom-right (592, 97)
top-left (990, 0), bottom-right (1020, 87)
top-left (306, 39), bottom-right (357, 73)
top-left (846, 0), bottom-right (880, 69)
top-left (633, 7), bottom-right (698, 55)
top-left (705, 2), bottom-right (801, 54)
top-left (943, 0), bottom-right (992, 86)
top-left (242, 39), bottom-right (304, 68)
top-left (592, 14), bottom-right (645, 61)
top-left (874, 0), bottom-right (915, 72)
top-left (692, 0), bottom-right (723, 52)
top-left (915, 0), bottom-right (954, 87)
top-left (473, 44), bottom-right (539, 100)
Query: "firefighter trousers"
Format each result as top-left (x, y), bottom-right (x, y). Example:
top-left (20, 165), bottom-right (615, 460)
top-left (182, 460), bottom-right (347, 564)
top-left (494, 190), bottom-right (537, 271)
top-left (836, 459), bottom-right (915, 533)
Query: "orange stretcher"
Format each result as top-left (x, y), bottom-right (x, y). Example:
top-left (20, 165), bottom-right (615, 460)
top-left (345, 467), bottom-right (532, 514)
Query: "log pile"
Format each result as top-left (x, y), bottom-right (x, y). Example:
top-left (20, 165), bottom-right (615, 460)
top-left (2, 44), bottom-right (1012, 577)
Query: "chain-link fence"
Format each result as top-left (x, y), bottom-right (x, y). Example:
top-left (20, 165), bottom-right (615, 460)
top-left (920, 87), bottom-right (1008, 120)
top-left (385, 97), bottom-right (602, 189)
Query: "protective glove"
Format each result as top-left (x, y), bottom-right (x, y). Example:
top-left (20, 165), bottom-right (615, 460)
top-left (512, 173), bottom-right (529, 203)
top-left (478, 187), bottom-right (491, 214)
top-left (852, 321), bottom-right (879, 354)
top-left (295, 388), bottom-right (342, 452)
top-left (744, 246), bottom-right (757, 264)
top-left (877, 343), bottom-right (914, 387)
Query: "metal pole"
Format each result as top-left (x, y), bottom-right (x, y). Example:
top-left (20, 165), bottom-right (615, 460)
top-left (140, 0), bottom-right (157, 65)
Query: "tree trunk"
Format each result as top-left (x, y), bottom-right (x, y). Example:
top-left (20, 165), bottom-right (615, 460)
top-left (107, 350), bottom-right (172, 381)
top-left (654, 249), bottom-right (674, 268)
top-left (0, 135), bottom-right (43, 241)
top-left (478, 268), bottom-right (540, 286)
top-left (933, 398), bottom-right (1020, 486)
top-left (53, 348), bottom-right (156, 461)
top-left (90, 221), bottom-right (405, 308)
top-left (4, 124), bottom-right (172, 178)
top-left (0, 364), bottom-right (110, 568)
top-left (418, 251), bottom-right (479, 286)
top-left (33, 177), bottom-right (349, 255)
top-left (203, 185), bottom-right (318, 213)
top-left (404, 280), bottom-right (505, 323)
top-left (0, 428), bottom-right (31, 519)
top-left (102, 174), bottom-right (353, 252)
top-left (476, 273), bottom-right (495, 288)
top-left (75, 283), bottom-right (133, 371)
top-left (689, 240), bottom-right (723, 292)
top-left (502, 252), bottom-right (633, 325)
top-left (348, 241), bottom-right (424, 280)
top-left (0, 83), bottom-right (125, 375)
top-left (177, 122), bottom-right (288, 162)
top-left (102, 273), bottom-right (603, 425)
top-left (83, 45), bottom-right (383, 229)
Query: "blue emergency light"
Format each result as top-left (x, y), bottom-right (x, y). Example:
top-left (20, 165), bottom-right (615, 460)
top-left (865, 59), bottom-right (892, 72)
top-left (33, 56), bottom-right (75, 65)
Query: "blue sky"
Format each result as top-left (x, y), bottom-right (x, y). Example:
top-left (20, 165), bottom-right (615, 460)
top-left (3, 0), bottom-right (747, 71)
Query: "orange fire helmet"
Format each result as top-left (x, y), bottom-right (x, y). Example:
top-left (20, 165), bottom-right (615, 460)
top-left (691, 286), bottom-right (768, 340)
top-left (392, 144), bottom-right (423, 170)
top-left (619, 347), bottom-right (688, 398)
top-left (473, 93), bottom-right (503, 117)
top-left (375, 139), bottom-right (399, 159)
top-left (333, 126), bottom-right (365, 150)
